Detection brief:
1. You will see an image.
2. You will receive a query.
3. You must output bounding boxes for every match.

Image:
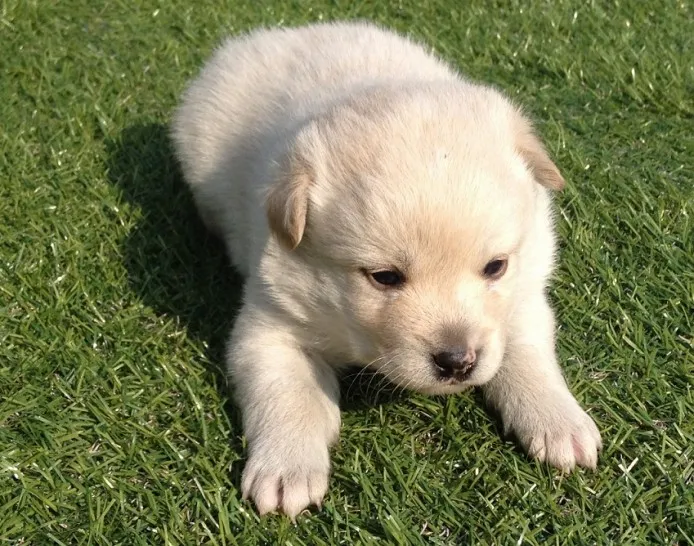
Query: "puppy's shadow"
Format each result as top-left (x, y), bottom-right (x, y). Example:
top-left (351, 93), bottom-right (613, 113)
top-left (339, 367), bottom-right (413, 410)
top-left (105, 122), bottom-right (244, 423)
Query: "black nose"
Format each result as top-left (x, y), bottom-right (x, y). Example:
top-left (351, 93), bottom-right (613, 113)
top-left (432, 348), bottom-right (476, 377)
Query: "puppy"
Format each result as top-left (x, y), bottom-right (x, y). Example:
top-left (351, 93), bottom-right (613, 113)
top-left (171, 22), bottom-right (602, 518)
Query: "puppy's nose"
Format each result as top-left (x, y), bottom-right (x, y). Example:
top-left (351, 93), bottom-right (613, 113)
top-left (432, 347), bottom-right (476, 377)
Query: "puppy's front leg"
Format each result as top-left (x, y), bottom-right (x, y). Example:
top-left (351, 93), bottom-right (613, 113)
top-left (229, 303), bottom-right (341, 518)
top-left (483, 292), bottom-right (602, 471)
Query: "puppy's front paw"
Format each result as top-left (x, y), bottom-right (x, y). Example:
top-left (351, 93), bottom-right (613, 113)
top-left (241, 436), bottom-right (330, 519)
top-left (504, 391), bottom-right (602, 472)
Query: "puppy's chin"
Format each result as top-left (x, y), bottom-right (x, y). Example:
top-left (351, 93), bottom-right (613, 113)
top-left (417, 382), bottom-right (474, 396)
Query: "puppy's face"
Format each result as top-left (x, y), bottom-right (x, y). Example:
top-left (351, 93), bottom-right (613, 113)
top-left (266, 85), bottom-right (563, 394)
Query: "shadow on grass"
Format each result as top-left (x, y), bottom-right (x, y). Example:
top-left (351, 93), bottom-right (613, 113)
top-left (105, 122), bottom-right (246, 470)
top-left (106, 123), bottom-right (241, 374)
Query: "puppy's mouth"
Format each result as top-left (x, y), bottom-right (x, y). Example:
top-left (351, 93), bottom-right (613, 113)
top-left (435, 363), bottom-right (476, 384)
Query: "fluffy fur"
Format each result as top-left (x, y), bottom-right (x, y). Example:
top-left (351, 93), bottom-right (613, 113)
top-left (171, 22), bottom-right (601, 518)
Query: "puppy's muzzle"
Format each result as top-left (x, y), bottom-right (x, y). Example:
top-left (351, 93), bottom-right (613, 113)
top-left (432, 347), bottom-right (477, 380)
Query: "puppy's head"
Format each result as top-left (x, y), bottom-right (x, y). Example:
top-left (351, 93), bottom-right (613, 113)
top-left (266, 83), bottom-right (564, 394)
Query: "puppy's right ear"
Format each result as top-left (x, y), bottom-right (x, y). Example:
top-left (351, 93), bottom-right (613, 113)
top-left (265, 142), bottom-right (315, 250)
top-left (513, 111), bottom-right (566, 191)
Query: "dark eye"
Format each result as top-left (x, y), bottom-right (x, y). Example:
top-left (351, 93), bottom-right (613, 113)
top-left (483, 257), bottom-right (508, 280)
top-left (369, 270), bottom-right (405, 287)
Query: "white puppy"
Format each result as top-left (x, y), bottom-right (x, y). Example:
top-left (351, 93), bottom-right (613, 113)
top-left (171, 22), bottom-right (602, 518)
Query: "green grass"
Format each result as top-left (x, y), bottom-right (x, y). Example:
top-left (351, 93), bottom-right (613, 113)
top-left (1, 0), bottom-right (692, 543)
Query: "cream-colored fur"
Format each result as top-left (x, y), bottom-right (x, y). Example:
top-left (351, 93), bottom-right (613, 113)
top-left (171, 22), bottom-right (601, 518)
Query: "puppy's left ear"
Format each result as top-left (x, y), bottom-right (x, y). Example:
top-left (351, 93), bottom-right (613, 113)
top-left (265, 122), bottom-right (325, 251)
top-left (514, 114), bottom-right (566, 191)
top-left (265, 152), bottom-right (314, 250)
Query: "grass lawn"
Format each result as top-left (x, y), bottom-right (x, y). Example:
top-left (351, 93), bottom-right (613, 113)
top-left (1, 0), bottom-right (692, 543)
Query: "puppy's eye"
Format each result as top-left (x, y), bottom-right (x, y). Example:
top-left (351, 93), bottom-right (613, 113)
top-left (483, 257), bottom-right (508, 280)
top-left (368, 270), bottom-right (405, 287)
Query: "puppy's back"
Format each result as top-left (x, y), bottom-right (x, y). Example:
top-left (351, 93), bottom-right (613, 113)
top-left (171, 23), bottom-right (456, 268)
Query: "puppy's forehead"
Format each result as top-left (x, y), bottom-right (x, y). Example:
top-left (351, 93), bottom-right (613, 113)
top-left (319, 159), bottom-right (530, 270)
top-left (362, 143), bottom-right (530, 230)
top-left (311, 90), bottom-right (536, 264)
